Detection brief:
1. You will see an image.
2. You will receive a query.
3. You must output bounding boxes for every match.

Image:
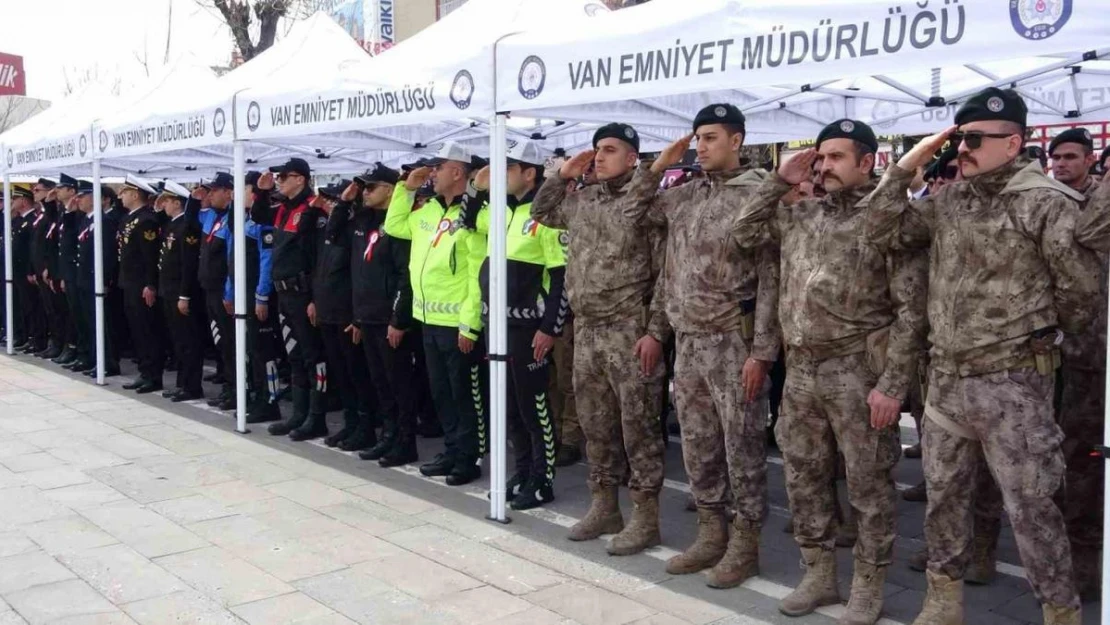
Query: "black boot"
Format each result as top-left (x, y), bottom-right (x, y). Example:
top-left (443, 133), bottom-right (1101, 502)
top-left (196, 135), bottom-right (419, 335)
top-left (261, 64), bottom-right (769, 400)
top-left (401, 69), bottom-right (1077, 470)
top-left (324, 408), bottom-right (359, 448)
top-left (510, 476), bottom-right (554, 510)
top-left (207, 385), bottom-right (232, 407)
top-left (359, 419), bottom-right (395, 460)
top-left (378, 425), bottom-right (418, 467)
top-left (36, 340), bottom-right (59, 358)
top-left (269, 387), bottom-right (309, 436)
top-left (52, 346), bottom-right (76, 365)
top-left (341, 412), bottom-right (378, 452)
top-left (246, 394), bottom-right (282, 424)
top-left (289, 412), bottom-right (328, 441)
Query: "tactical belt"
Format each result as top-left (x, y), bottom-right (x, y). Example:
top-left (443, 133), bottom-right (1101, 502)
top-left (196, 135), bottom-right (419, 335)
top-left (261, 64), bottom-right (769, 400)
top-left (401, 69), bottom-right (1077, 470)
top-left (924, 355), bottom-right (1037, 440)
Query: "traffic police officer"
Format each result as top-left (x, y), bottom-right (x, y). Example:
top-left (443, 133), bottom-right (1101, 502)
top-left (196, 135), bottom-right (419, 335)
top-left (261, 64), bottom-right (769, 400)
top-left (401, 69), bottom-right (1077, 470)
top-left (467, 140), bottom-right (569, 510)
top-left (198, 173), bottom-right (236, 409)
top-left (385, 142), bottom-right (485, 486)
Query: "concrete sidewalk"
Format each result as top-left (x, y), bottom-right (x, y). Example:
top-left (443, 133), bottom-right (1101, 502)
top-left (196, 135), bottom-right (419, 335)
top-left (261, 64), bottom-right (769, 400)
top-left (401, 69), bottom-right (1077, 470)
top-left (0, 352), bottom-right (1087, 625)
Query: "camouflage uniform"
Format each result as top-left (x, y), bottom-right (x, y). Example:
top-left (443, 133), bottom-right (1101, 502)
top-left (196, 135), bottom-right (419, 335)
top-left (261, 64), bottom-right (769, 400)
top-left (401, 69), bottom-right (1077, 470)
top-left (531, 172), bottom-right (669, 494)
top-left (549, 319), bottom-right (582, 450)
top-left (625, 165), bottom-right (780, 521)
top-left (733, 175), bottom-right (926, 566)
top-left (1065, 176), bottom-right (1108, 595)
top-left (866, 160), bottom-right (1100, 610)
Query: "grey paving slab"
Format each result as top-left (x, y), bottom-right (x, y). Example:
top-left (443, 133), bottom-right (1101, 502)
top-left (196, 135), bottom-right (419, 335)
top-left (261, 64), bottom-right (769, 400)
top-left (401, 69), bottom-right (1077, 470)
top-left (4, 578), bottom-right (118, 624)
top-left (58, 543), bottom-right (187, 605)
top-left (0, 550), bottom-right (77, 594)
top-left (148, 494), bottom-right (236, 525)
top-left (122, 589), bottom-right (245, 625)
top-left (78, 502), bottom-right (210, 559)
top-left (229, 592), bottom-right (346, 625)
top-left (526, 582), bottom-right (658, 625)
top-left (154, 546), bottom-right (294, 606)
top-left (22, 515), bottom-right (120, 555)
top-left (431, 585), bottom-right (534, 624)
top-left (351, 552), bottom-right (485, 600)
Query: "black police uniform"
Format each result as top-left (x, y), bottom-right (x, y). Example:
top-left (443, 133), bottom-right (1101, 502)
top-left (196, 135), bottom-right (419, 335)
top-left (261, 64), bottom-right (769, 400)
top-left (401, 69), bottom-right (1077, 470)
top-left (74, 206), bottom-right (121, 375)
top-left (56, 200), bottom-right (83, 365)
top-left (14, 206), bottom-right (44, 352)
top-left (345, 197), bottom-right (419, 465)
top-left (250, 169), bottom-right (327, 437)
top-left (159, 212), bottom-right (203, 398)
top-left (32, 198), bottom-right (68, 358)
top-left (197, 203), bottom-right (235, 403)
top-left (117, 205), bottom-right (164, 390)
top-left (312, 188), bottom-right (376, 449)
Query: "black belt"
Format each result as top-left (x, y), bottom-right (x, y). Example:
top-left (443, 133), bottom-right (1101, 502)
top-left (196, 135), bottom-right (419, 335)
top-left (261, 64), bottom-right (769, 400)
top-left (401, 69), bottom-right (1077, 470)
top-left (274, 274), bottom-right (310, 293)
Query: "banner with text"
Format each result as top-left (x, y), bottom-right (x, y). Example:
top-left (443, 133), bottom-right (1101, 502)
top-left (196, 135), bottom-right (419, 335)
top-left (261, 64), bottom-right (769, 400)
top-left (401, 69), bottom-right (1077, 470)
top-left (4, 128), bottom-right (93, 173)
top-left (496, 0), bottom-right (1110, 112)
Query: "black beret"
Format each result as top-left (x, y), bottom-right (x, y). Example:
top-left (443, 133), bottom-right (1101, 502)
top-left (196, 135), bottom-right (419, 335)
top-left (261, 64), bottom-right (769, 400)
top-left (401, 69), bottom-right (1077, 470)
top-left (58, 174), bottom-right (79, 189)
top-left (209, 172), bottom-right (235, 190)
top-left (245, 171), bottom-right (262, 188)
top-left (693, 103), bottom-right (745, 133)
top-left (816, 119), bottom-right (878, 154)
top-left (37, 178), bottom-right (57, 189)
top-left (592, 123), bottom-right (640, 152)
top-left (955, 87), bottom-right (1027, 129)
top-left (355, 163), bottom-right (400, 187)
top-left (1048, 128), bottom-right (1094, 155)
top-left (269, 157), bottom-right (311, 178)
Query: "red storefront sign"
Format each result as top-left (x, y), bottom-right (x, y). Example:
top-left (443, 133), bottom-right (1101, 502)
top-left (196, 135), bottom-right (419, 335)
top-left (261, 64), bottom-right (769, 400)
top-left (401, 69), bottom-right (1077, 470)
top-left (0, 53), bottom-right (26, 96)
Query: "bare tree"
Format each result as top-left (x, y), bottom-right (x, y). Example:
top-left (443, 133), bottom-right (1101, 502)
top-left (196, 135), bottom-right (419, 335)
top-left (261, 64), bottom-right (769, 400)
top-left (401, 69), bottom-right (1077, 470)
top-left (194, 0), bottom-right (290, 62)
top-left (0, 97), bottom-right (49, 134)
top-left (62, 65), bottom-right (123, 97)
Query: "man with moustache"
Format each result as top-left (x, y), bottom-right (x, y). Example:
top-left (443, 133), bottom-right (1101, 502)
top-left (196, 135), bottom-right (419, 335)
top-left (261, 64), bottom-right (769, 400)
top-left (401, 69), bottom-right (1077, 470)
top-left (734, 120), bottom-right (927, 624)
top-left (864, 87), bottom-right (1096, 625)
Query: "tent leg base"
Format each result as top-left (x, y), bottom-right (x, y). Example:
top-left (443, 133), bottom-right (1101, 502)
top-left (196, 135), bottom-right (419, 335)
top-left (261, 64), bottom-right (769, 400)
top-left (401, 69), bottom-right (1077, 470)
top-left (486, 514), bottom-right (512, 525)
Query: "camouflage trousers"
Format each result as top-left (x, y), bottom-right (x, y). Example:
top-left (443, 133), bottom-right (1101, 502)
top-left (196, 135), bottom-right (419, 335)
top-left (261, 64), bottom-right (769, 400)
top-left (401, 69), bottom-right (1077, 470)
top-left (550, 319), bottom-right (582, 448)
top-left (575, 316), bottom-right (665, 494)
top-left (777, 350), bottom-right (901, 565)
top-left (924, 367), bottom-right (1078, 609)
top-left (674, 331), bottom-right (768, 522)
top-left (1058, 366), bottom-right (1105, 552)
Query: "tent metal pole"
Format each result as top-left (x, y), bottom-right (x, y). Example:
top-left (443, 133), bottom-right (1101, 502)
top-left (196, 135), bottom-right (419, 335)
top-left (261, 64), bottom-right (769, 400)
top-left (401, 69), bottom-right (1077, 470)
top-left (233, 140), bottom-right (248, 434)
top-left (92, 159), bottom-right (106, 385)
top-left (870, 75), bottom-right (930, 103)
top-left (487, 113), bottom-right (509, 524)
top-left (2, 174), bottom-right (11, 356)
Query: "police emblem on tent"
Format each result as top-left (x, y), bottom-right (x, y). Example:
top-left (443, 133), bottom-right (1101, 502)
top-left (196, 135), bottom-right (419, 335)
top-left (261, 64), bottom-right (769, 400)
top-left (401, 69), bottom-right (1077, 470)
top-left (6, 150), bottom-right (12, 168)
top-left (213, 108), bottom-right (226, 137)
top-left (518, 56), bottom-right (547, 101)
top-left (247, 102), bottom-right (261, 132)
top-left (450, 70), bottom-right (474, 110)
top-left (99, 130), bottom-right (109, 152)
top-left (1010, 0), bottom-right (1072, 41)
top-left (79, 135), bottom-right (88, 157)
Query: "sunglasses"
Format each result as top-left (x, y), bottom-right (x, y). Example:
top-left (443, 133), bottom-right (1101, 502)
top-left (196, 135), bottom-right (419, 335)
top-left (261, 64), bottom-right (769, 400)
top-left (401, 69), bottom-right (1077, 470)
top-left (951, 132), bottom-right (1017, 150)
top-left (276, 172), bottom-right (303, 182)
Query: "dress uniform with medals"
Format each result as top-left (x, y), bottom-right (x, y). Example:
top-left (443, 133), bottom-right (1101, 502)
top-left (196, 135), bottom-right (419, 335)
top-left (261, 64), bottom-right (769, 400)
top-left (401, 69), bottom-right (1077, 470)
top-left (71, 183), bottom-right (121, 376)
top-left (157, 182), bottom-right (203, 401)
top-left (13, 184), bottom-right (44, 353)
top-left (54, 175), bottom-right (84, 366)
top-left (117, 175), bottom-right (165, 393)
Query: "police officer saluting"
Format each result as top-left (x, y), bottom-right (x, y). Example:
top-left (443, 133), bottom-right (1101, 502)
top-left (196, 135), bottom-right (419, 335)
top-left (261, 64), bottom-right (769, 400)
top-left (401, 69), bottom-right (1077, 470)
top-left (157, 182), bottom-right (203, 402)
top-left (117, 175), bottom-right (165, 394)
top-left (252, 158), bottom-right (329, 440)
top-left (467, 140), bottom-right (569, 510)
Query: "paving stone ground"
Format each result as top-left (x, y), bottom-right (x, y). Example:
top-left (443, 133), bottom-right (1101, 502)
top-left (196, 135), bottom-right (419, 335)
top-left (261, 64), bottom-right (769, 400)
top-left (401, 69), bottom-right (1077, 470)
top-left (0, 352), bottom-right (1098, 625)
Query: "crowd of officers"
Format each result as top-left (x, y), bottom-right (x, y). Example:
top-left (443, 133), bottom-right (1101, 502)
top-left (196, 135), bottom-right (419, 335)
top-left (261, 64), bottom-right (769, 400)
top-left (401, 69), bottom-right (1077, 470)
top-left (2, 85), bottom-right (1109, 625)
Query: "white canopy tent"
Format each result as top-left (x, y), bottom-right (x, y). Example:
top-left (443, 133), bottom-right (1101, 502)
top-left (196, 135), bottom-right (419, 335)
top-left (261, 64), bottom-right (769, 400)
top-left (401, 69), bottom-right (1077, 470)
top-left (492, 0), bottom-right (1110, 615)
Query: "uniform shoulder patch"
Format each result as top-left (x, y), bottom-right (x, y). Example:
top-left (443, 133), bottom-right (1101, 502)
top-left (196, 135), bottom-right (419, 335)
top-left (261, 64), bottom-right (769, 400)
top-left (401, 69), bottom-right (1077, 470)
top-left (262, 232), bottom-right (274, 248)
top-left (184, 235), bottom-right (199, 245)
top-left (143, 230), bottom-right (157, 241)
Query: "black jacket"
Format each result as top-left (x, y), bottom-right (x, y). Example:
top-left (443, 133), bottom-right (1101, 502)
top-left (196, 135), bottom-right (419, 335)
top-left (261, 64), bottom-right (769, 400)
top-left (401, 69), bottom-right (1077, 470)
top-left (75, 210), bottom-right (121, 291)
top-left (342, 203), bottom-right (413, 328)
top-left (116, 206), bottom-right (161, 291)
top-left (158, 213), bottom-right (201, 301)
top-left (251, 188), bottom-right (320, 285)
top-left (30, 203), bottom-right (59, 277)
top-left (12, 210), bottom-right (35, 279)
top-left (57, 209), bottom-right (81, 282)
top-left (312, 204), bottom-right (353, 325)
top-left (198, 207), bottom-right (230, 293)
